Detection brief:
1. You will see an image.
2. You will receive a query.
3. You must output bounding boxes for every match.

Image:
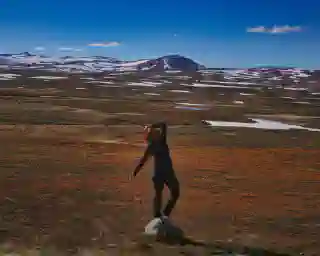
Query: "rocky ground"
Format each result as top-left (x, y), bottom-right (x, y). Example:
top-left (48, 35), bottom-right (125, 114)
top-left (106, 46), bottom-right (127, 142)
top-left (0, 71), bottom-right (319, 255)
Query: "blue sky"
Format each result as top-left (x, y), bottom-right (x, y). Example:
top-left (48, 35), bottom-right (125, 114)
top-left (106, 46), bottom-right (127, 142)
top-left (0, 0), bottom-right (319, 68)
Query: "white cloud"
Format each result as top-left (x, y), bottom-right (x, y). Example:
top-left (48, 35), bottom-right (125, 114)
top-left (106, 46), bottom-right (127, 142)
top-left (58, 47), bottom-right (83, 52)
top-left (34, 46), bottom-right (45, 51)
top-left (58, 47), bottom-right (74, 51)
top-left (269, 25), bottom-right (302, 33)
top-left (247, 25), bottom-right (302, 34)
top-left (246, 26), bottom-right (267, 33)
top-left (88, 41), bottom-right (120, 47)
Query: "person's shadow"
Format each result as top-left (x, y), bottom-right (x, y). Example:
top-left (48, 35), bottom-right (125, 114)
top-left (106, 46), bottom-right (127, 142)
top-left (154, 218), bottom-right (205, 246)
top-left (143, 219), bottom-right (294, 255)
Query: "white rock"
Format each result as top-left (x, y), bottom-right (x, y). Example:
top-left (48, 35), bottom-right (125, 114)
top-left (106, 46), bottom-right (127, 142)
top-left (144, 218), bottom-right (163, 236)
top-left (144, 217), bottom-right (184, 242)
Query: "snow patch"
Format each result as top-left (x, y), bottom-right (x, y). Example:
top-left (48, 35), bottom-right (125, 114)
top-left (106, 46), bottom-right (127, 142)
top-left (0, 73), bottom-right (21, 79)
top-left (30, 76), bottom-right (68, 80)
top-left (190, 83), bottom-right (252, 89)
top-left (95, 84), bottom-right (120, 88)
top-left (116, 59), bottom-right (150, 67)
top-left (204, 80), bottom-right (258, 85)
top-left (284, 87), bottom-right (307, 91)
top-left (141, 81), bottom-right (163, 85)
top-left (80, 77), bottom-right (96, 80)
top-left (293, 101), bottom-right (311, 105)
top-left (165, 70), bottom-right (182, 73)
top-left (203, 118), bottom-right (320, 132)
top-left (176, 102), bottom-right (208, 107)
top-left (144, 92), bottom-right (161, 96)
top-left (281, 97), bottom-right (295, 100)
top-left (175, 106), bottom-right (205, 111)
top-left (127, 82), bottom-right (158, 87)
top-left (240, 93), bottom-right (255, 96)
top-left (170, 90), bottom-right (191, 93)
top-left (85, 81), bottom-right (115, 85)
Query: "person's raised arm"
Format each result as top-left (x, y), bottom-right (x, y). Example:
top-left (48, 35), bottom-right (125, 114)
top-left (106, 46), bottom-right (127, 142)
top-left (152, 122), bottom-right (167, 142)
top-left (132, 145), bottom-right (152, 178)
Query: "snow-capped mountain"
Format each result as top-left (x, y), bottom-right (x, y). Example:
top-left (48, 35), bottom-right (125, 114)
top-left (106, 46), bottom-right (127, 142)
top-left (0, 52), bottom-right (317, 90)
top-left (125, 55), bottom-right (206, 72)
top-left (0, 52), bottom-right (204, 73)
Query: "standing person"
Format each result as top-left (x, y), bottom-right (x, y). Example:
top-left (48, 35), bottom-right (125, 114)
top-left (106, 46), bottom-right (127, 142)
top-left (130, 122), bottom-right (180, 221)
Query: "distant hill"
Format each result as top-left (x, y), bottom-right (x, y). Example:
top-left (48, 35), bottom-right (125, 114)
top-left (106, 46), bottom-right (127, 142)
top-left (0, 52), bottom-right (204, 73)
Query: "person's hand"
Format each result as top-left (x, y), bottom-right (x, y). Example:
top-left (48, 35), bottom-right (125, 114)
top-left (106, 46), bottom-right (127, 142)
top-left (128, 172), bottom-right (136, 181)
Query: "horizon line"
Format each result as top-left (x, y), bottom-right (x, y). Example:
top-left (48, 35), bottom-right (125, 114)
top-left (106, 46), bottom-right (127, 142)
top-left (0, 51), bottom-right (318, 70)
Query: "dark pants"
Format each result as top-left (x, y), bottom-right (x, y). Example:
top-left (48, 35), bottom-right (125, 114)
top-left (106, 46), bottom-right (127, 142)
top-left (152, 174), bottom-right (180, 218)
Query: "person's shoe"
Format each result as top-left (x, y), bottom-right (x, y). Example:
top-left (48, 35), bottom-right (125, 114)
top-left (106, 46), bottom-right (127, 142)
top-left (160, 215), bottom-right (169, 223)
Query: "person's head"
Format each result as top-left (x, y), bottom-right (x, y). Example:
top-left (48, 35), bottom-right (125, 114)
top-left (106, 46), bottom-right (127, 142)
top-left (144, 125), bottom-right (162, 144)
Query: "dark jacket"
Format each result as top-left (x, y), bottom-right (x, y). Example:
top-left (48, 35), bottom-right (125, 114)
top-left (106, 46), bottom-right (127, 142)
top-left (140, 122), bottom-right (174, 178)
